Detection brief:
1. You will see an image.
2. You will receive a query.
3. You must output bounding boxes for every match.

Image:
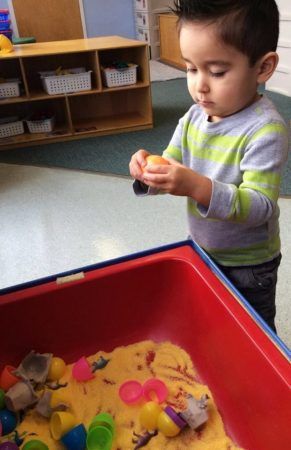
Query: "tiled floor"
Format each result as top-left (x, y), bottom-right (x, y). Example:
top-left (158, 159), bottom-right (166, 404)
top-left (1, 163), bottom-right (290, 349)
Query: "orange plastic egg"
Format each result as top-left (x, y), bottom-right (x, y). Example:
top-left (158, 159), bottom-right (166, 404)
top-left (142, 155), bottom-right (169, 172)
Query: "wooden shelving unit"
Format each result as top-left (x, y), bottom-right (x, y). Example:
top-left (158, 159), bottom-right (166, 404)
top-left (0, 36), bottom-right (153, 149)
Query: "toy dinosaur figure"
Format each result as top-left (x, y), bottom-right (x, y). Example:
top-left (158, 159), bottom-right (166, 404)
top-left (132, 430), bottom-right (158, 449)
top-left (92, 356), bottom-right (110, 373)
top-left (13, 430), bottom-right (37, 446)
top-left (0, 430), bottom-right (37, 446)
top-left (45, 381), bottom-right (68, 390)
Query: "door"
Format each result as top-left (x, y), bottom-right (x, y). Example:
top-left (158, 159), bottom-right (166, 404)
top-left (11, 0), bottom-right (85, 42)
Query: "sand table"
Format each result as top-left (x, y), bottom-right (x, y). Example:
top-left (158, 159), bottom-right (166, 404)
top-left (10, 341), bottom-right (241, 449)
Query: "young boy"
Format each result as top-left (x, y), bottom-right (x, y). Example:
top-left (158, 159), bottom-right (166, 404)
top-left (129, 0), bottom-right (289, 332)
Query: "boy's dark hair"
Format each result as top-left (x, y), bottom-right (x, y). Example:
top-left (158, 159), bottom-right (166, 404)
top-left (173, 0), bottom-right (279, 66)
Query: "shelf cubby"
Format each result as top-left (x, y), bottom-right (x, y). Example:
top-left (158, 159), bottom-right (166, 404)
top-left (0, 36), bottom-right (152, 149)
top-left (69, 87), bottom-right (152, 135)
top-left (0, 58), bottom-right (27, 99)
top-left (21, 50), bottom-right (99, 96)
top-left (99, 45), bottom-right (150, 87)
top-left (0, 98), bottom-right (71, 148)
top-left (0, 58), bottom-right (22, 80)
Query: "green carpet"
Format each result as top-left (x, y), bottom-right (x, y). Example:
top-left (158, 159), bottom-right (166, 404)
top-left (0, 79), bottom-right (290, 195)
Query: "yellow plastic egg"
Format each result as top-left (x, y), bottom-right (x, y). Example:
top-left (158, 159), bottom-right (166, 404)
top-left (139, 401), bottom-right (162, 430)
top-left (48, 357), bottom-right (66, 381)
top-left (50, 391), bottom-right (70, 409)
top-left (157, 411), bottom-right (181, 437)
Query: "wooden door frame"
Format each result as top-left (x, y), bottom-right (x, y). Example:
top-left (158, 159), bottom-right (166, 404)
top-left (7, 0), bottom-right (18, 37)
top-left (8, 0), bottom-right (87, 39)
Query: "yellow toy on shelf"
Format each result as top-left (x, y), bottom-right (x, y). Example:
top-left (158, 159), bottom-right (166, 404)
top-left (0, 34), bottom-right (13, 55)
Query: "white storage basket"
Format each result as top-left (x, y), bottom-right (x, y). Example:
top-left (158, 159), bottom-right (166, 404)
top-left (102, 64), bottom-right (138, 88)
top-left (136, 11), bottom-right (156, 28)
top-left (26, 116), bottom-right (55, 134)
top-left (0, 118), bottom-right (24, 138)
top-left (134, 0), bottom-right (173, 12)
top-left (40, 68), bottom-right (92, 95)
top-left (0, 79), bottom-right (21, 98)
top-left (136, 27), bottom-right (151, 44)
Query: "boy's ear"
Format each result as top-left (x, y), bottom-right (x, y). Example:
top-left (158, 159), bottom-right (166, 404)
top-left (256, 52), bottom-right (279, 83)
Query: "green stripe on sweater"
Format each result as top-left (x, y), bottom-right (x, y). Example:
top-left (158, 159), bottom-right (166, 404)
top-left (207, 235), bottom-right (281, 266)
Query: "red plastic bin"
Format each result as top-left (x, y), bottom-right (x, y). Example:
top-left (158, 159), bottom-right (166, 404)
top-left (0, 240), bottom-right (290, 450)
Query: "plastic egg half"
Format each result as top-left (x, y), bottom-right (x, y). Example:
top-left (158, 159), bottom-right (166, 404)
top-left (157, 410), bottom-right (181, 437)
top-left (139, 401), bottom-right (162, 430)
top-left (48, 357), bottom-right (66, 381)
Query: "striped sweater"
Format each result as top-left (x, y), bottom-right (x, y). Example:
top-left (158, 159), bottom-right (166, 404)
top-left (163, 95), bottom-right (289, 266)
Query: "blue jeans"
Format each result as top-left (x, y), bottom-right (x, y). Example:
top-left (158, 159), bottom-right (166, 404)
top-left (216, 254), bottom-right (282, 333)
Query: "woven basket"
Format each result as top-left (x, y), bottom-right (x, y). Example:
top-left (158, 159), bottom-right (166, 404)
top-left (40, 68), bottom-right (92, 95)
top-left (102, 64), bottom-right (137, 88)
top-left (0, 119), bottom-right (24, 138)
top-left (0, 80), bottom-right (20, 98)
top-left (26, 116), bottom-right (55, 134)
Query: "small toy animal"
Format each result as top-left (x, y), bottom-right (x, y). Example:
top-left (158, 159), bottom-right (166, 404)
top-left (92, 356), bottom-right (110, 372)
top-left (45, 381), bottom-right (68, 390)
top-left (132, 430), bottom-right (158, 449)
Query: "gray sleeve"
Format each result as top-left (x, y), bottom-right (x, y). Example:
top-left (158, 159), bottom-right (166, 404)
top-left (132, 179), bottom-right (159, 196)
top-left (197, 123), bottom-right (289, 224)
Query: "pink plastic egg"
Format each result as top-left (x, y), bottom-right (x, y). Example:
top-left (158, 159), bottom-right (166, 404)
top-left (72, 357), bottom-right (94, 382)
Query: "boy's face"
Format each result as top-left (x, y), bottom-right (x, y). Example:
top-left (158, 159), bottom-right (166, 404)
top-left (180, 22), bottom-right (261, 122)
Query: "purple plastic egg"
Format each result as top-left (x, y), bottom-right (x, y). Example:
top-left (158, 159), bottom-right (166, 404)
top-left (0, 442), bottom-right (19, 450)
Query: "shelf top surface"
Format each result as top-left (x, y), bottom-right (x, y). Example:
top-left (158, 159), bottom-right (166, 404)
top-left (0, 36), bottom-right (147, 59)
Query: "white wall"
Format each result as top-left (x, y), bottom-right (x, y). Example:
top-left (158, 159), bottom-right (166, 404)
top-left (83, 0), bottom-right (135, 39)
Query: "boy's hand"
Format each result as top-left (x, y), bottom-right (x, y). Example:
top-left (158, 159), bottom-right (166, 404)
top-left (129, 149), bottom-right (151, 181)
top-left (142, 158), bottom-right (193, 196)
top-left (143, 158), bottom-right (212, 207)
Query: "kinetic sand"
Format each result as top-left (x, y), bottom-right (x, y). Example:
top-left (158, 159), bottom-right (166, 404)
top-left (12, 341), bottom-right (241, 449)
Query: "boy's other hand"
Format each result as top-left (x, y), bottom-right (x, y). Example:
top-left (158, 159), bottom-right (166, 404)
top-left (129, 149), bottom-right (151, 181)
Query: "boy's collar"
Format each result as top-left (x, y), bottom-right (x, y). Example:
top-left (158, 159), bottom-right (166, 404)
top-left (207, 93), bottom-right (263, 122)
